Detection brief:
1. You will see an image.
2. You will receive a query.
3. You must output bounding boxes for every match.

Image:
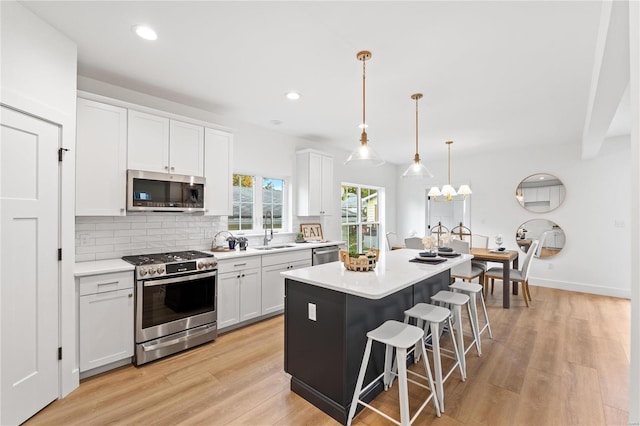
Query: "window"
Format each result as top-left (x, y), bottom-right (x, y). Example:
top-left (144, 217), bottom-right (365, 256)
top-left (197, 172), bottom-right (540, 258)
top-left (230, 174), bottom-right (287, 232)
top-left (341, 184), bottom-right (380, 253)
top-left (230, 174), bottom-right (254, 231)
top-left (263, 178), bottom-right (284, 230)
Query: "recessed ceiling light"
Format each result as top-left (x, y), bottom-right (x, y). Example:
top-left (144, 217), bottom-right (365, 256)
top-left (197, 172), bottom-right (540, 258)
top-left (133, 25), bottom-right (158, 41)
top-left (285, 91), bottom-right (301, 100)
top-left (270, 119), bottom-right (283, 126)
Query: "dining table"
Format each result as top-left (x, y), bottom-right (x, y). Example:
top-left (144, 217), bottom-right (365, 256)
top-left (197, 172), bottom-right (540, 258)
top-left (470, 247), bottom-right (519, 308)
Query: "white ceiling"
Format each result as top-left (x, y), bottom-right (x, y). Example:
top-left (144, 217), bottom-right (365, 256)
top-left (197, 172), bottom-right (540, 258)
top-left (22, 1), bottom-right (628, 165)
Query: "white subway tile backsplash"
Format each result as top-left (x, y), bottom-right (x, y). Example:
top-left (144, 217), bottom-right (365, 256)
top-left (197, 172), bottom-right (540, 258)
top-left (95, 222), bottom-right (132, 231)
top-left (95, 236), bottom-right (131, 245)
top-left (113, 229), bottom-right (148, 237)
top-left (75, 253), bottom-right (96, 262)
top-left (77, 244), bottom-right (115, 254)
top-left (75, 214), bottom-right (228, 262)
top-left (75, 223), bottom-right (96, 231)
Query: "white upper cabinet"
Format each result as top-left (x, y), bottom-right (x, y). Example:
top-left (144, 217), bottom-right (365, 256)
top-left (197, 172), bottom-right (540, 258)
top-left (128, 110), bottom-right (204, 176)
top-left (127, 110), bottom-right (170, 173)
top-left (169, 120), bottom-right (204, 176)
top-left (76, 98), bottom-right (127, 216)
top-left (204, 128), bottom-right (233, 216)
top-left (296, 149), bottom-right (334, 216)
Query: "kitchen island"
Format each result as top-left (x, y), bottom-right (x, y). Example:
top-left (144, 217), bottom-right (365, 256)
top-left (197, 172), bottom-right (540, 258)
top-left (281, 248), bottom-right (471, 424)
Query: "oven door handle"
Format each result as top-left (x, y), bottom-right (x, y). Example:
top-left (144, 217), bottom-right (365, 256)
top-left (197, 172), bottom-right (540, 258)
top-left (142, 270), bottom-right (217, 287)
top-left (141, 325), bottom-right (215, 352)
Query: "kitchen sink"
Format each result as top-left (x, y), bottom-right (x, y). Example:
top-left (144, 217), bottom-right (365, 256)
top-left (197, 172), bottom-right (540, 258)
top-left (253, 244), bottom-right (297, 251)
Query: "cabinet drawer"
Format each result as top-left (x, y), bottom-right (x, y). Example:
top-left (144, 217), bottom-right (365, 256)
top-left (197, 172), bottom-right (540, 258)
top-left (262, 249), bottom-right (311, 267)
top-left (79, 271), bottom-right (134, 296)
top-left (218, 256), bottom-right (262, 274)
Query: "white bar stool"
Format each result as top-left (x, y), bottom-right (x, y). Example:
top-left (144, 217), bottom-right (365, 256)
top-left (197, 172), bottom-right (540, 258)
top-left (430, 290), bottom-right (479, 376)
top-left (346, 320), bottom-right (441, 426)
top-left (449, 280), bottom-right (493, 356)
top-left (400, 303), bottom-right (465, 412)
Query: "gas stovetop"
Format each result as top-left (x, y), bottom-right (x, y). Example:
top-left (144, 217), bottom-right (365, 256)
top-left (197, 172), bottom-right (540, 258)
top-left (122, 250), bottom-right (217, 279)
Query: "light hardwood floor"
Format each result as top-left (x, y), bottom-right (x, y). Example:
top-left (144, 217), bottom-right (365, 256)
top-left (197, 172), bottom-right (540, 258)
top-left (27, 286), bottom-right (629, 425)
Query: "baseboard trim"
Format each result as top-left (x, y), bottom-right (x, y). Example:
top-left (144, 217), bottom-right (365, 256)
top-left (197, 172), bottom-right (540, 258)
top-left (530, 278), bottom-right (630, 299)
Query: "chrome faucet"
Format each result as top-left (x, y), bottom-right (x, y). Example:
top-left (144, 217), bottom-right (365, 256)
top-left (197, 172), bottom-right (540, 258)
top-left (264, 211), bottom-right (273, 246)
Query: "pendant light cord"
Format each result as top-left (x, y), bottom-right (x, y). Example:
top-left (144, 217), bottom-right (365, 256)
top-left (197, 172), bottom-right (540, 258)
top-left (362, 59), bottom-right (366, 133)
top-left (415, 96), bottom-right (419, 156)
top-left (447, 141), bottom-right (452, 184)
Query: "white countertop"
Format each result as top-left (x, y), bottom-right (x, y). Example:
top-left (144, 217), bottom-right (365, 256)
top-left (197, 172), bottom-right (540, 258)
top-left (205, 240), bottom-right (345, 260)
top-left (74, 241), bottom-right (345, 275)
top-left (75, 259), bottom-right (135, 277)
top-left (281, 248), bottom-right (473, 299)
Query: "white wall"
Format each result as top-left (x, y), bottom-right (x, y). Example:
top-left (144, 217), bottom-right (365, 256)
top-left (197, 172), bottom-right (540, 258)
top-left (0, 0), bottom-right (79, 400)
top-left (397, 139), bottom-right (631, 298)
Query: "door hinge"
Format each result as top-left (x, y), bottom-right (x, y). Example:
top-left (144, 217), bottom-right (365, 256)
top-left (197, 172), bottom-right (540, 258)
top-left (58, 248), bottom-right (62, 261)
top-left (58, 347), bottom-right (62, 360)
top-left (58, 147), bottom-right (70, 162)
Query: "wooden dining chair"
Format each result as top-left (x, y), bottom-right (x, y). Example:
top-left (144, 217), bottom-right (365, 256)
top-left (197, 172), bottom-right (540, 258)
top-left (450, 223), bottom-right (472, 246)
top-left (430, 222), bottom-right (450, 247)
top-left (484, 240), bottom-right (539, 307)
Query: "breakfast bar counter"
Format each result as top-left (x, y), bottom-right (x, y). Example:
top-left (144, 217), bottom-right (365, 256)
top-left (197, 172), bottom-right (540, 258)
top-left (281, 249), bottom-right (471, 424)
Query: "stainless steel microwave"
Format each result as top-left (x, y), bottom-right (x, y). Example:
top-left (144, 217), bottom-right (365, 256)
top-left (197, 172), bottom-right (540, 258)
top-left (127, 170), bottom-right (206, 212)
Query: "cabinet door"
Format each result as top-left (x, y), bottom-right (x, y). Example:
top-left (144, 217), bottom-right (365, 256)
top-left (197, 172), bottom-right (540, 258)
top-left (76, 98), bottom-right (127, 216)
top-left (320, 155), bottom-right (334, 215)
top-left (204, 128), bottom-right (233, 216)
top-left (218, 271), bottom-right (240, 329)
top-left (239, 268), bottom-right (261, 321)
top-left (308, 152), bottom-right (323, 215)
top-left (262, 259), bottom-right (312, 315)
top-left (169, 120), bottom-right (204, 176)
top-left (261, 263), bottom-right (288, 315)
top-left (127, 110), bottom-right (170, 173)
top-left (79, 288), bottom-right (134, 372)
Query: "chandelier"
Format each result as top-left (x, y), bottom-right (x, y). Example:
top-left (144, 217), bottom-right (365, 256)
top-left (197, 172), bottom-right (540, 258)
top-left (427, 141), bottom-right (472, 201)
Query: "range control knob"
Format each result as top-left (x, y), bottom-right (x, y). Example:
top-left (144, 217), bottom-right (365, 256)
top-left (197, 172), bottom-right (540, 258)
top-left (208, 261), bottom-right (216, 268)
top-left (156, 266), bottom-right (165, 275)
top-left (139, 268), bottom-right (148, 277)
top-left (197, 262), bottom-right (205, 270)
top-left (148, 267), bottom-right (156, 275)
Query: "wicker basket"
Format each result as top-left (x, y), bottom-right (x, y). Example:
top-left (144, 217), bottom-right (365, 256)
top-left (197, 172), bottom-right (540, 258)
top-left (339, 248), bottom-right (380, 272)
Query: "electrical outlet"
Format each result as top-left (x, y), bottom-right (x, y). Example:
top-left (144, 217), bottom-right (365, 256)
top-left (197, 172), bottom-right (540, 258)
top-left (548, 263), bottom-right (553, 270)
top-left (80, 234), bottom-right (91, 246)
top-left (308, 303), bottom-right (317, 321)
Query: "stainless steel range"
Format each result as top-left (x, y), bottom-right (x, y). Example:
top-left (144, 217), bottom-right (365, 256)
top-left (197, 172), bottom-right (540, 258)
top-left (122, 250), bottom-right (218, 365)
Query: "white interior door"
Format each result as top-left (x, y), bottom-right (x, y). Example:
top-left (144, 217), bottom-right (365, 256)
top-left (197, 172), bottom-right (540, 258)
top-left (1, 106), bottom-right (60, 425)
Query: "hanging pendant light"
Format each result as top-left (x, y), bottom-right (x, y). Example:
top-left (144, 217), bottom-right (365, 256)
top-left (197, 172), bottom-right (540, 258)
top-left (428, 141), bottom-right (472, 201)
top-left (402, 93), bottom-right (433, 179)
top-left (345, 51), bottom-right (385, 167)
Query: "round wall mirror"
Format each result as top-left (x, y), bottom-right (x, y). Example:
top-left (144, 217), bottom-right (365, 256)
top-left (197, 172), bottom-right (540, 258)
top-left (515, 173), bottom-right (566, 213)
top-left (516, 219), bottom-right (565, 258)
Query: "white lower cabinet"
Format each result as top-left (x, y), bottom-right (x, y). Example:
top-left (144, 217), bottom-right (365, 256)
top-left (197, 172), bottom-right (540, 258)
top-left (78, 271), bottom-right (134, 373)
top-left (261, 250), bottom-right (312, 315)
top-left (217, 256), bottom-right (262, 330)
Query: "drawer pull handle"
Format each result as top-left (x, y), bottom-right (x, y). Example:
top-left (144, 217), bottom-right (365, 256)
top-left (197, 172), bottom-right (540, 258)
top-left (234, 263), bottom-right (247, 267)
top-left (128, 293), bottom-right (133, 298)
